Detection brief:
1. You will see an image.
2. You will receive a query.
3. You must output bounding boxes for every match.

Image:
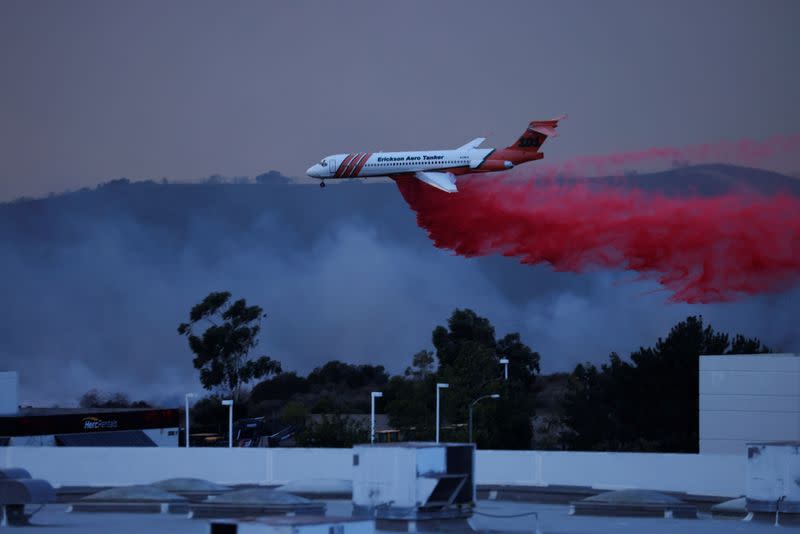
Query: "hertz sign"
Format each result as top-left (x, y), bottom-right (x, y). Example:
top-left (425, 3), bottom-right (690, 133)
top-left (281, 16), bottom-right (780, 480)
top-left (82, 417), bottom-right (119, 430)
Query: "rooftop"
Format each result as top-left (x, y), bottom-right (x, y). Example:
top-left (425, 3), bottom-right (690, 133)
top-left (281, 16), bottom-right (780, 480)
top-left (20, 499), bottom-right (789, 533)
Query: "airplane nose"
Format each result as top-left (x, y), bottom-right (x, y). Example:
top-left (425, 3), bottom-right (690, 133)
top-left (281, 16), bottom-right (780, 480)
top-left (306, 165), bottom-right (317, 177)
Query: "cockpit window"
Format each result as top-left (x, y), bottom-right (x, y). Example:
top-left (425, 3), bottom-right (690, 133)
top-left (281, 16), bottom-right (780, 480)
top-left (320, 160), bottom-right (327, 167)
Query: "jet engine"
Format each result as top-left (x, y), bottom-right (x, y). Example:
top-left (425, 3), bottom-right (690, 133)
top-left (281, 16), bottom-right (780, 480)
top-left (477, 160), bottom-right (514, 171)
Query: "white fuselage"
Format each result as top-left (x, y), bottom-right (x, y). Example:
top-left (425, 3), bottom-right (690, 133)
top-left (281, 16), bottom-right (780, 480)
top-left (306, 147), bottom-right (493, 180)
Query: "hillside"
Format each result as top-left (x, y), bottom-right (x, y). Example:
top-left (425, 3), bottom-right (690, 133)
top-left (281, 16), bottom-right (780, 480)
top-left (2, 164), bottom-right (798, 406)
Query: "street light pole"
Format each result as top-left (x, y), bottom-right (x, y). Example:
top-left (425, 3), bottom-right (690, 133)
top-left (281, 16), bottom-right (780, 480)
top-left (436, 383), bottom-right (449, 443)
top-left (499, 358), bottom-right (509, 380)
top-left (221, 399), bottom-right (233, 448)
top-left (370, 391), bottom-right (383, 444)
top-left (184, 393), bottom-right (196, 448)
top-left (469, 394), bottom-right (500, 444)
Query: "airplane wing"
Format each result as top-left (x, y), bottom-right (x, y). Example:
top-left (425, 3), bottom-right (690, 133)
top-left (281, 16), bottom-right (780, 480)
top-left (415, 171), bottom-right (458, 193)
top-left (455, 137), bottom-right (485, 151)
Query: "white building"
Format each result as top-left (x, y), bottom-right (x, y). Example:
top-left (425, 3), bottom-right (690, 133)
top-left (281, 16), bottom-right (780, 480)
top-left (0, 371), bottom-right (18, 415)
top-left (699, 353), bottom-right (800, 454)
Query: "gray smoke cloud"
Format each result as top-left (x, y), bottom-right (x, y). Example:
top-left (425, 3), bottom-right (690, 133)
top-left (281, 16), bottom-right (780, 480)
top-left (1, 177), bottom-right (797, 407)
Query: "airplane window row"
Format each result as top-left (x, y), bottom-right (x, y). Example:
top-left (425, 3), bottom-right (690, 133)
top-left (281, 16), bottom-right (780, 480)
top-left (364, 161), bottom-right (461, 167)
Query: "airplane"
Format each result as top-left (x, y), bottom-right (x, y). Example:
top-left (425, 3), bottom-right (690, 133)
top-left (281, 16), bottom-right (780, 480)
top-left (306, 116), bottom-right (565, 193)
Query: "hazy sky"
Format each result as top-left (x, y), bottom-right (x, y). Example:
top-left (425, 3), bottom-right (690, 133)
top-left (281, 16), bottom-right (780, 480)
top-left (1, 1), bottom-right (799, 200)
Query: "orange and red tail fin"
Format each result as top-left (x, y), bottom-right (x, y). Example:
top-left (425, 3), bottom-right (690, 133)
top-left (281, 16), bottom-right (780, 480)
top-left (508, 115), bottom-right (566, 151)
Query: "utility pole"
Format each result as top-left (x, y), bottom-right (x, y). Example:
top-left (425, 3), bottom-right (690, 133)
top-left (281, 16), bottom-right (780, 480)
top-left (370, 391), bottom-right (383, 444)
top-left (469, 394), bottom-right (500, 443)
top-left (436, 383), bottom-right (449, 443)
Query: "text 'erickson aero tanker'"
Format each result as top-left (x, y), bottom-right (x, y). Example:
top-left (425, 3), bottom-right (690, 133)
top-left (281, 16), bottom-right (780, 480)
top-left (306, 116), bottom-right (566, 193)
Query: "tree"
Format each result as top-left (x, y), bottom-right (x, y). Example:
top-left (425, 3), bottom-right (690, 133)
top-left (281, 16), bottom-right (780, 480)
top-left (78, 389), bottom-right (151, 409)
top-left (562, 315), bottom-right (772, 452)
top-left (189, 395), bottom-right (246, 436)
top-left (178, 291), bottom-right (281, 397)
top-left (307, 361), bottom-right (389, 389)
top-left (404, 350), bottom-right (435, 379)
top-left (249, 372), bottom-right (310, 404)
top-left (381, 350), bottom-right (439, 439)
top-left (384, 372), bottom-right (437, 440)
top-left (385, 309), bottom-right (541, 449)
top-left (434, 310), bottom-right (540, 449)
top-left (728, 334), bottom-right (771, 355)
top-left (294, 414), bottom-right (368, 447)
top-left (561, 355), bottom-right (639, 451)
top-left (280, 401), bottom-right (309, 424)
top-left (432, 309), bottom-right (496, 368)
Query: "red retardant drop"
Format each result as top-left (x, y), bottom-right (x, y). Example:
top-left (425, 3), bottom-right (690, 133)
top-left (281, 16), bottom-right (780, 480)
top-left (394, 175), bottom-right (800, 303)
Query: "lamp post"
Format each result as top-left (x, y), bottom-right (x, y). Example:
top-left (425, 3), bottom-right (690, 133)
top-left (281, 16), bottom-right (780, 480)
top-left (370, 391), bottom-right (383, 444)
top-left (184, 393), bottom-right (196, 448)
top-left (469, 394), bottom-right (500, 444)
top-left (221, 399), bottom-right (233, 448)
top-left (499, 357), bottom-right (509, 380)
top-left (435, 383), bottom-right (449, 443)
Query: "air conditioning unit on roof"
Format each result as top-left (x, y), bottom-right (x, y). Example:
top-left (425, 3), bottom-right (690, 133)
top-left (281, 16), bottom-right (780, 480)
top-left (352, 442), bottom-right (475, 521)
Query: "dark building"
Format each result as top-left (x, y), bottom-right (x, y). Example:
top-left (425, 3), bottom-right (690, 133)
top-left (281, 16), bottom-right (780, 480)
top-left (0, 407), bottom-right (179, 447)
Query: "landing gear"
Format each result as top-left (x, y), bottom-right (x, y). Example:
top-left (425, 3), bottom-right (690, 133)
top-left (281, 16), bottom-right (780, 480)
top-left (320, 180), bottom-right (326, 188)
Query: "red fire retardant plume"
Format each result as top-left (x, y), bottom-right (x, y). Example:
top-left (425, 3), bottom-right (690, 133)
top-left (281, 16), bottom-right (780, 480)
top-left (394, 173), bottom-right (800, 304)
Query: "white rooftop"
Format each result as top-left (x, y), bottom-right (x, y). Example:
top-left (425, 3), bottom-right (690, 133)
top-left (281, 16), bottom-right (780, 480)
top-left (19, 499), bottom-right (792, 533)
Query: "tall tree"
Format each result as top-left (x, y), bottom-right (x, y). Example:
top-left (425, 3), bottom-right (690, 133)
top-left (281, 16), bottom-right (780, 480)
top-left (178, 291), bottom-right (281, 397)
top-left (562, 315), bottom-right (772, 452)
top-left (387, 308), bottom-right (541, 449)
top-left (385, 351), bottom-right (438, 439)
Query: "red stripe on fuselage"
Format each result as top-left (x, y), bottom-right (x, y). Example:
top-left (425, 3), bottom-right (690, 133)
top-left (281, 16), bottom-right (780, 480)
top-left (342, 152), bottom-right (363, 177)
top-left (352, 152), bottom-right (372, 176)
top-left (336, 154), bottom-right (357, 178)
top-left (346, 153), bottom-right (367, 177)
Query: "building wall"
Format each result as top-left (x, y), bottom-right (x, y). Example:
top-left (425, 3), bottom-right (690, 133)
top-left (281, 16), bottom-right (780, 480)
top-left (0, 372), bottom-right (18, 415)
top-left (9, 435), bottom-right (56, 446)
top-left (6, 428), bottom-right (179, 447)
top-left (143, 427), bottom-right (179, 447)
top-left (699, 354), bottom-right (800, 455)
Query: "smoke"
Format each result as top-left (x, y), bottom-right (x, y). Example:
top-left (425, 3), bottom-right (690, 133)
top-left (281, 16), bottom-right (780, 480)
top-left (395, 137), bottom-right (800, 304)
top-left (0, 182), bottom-right (549, 405)
top-left (2, 164), bottom-right (800, 406)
